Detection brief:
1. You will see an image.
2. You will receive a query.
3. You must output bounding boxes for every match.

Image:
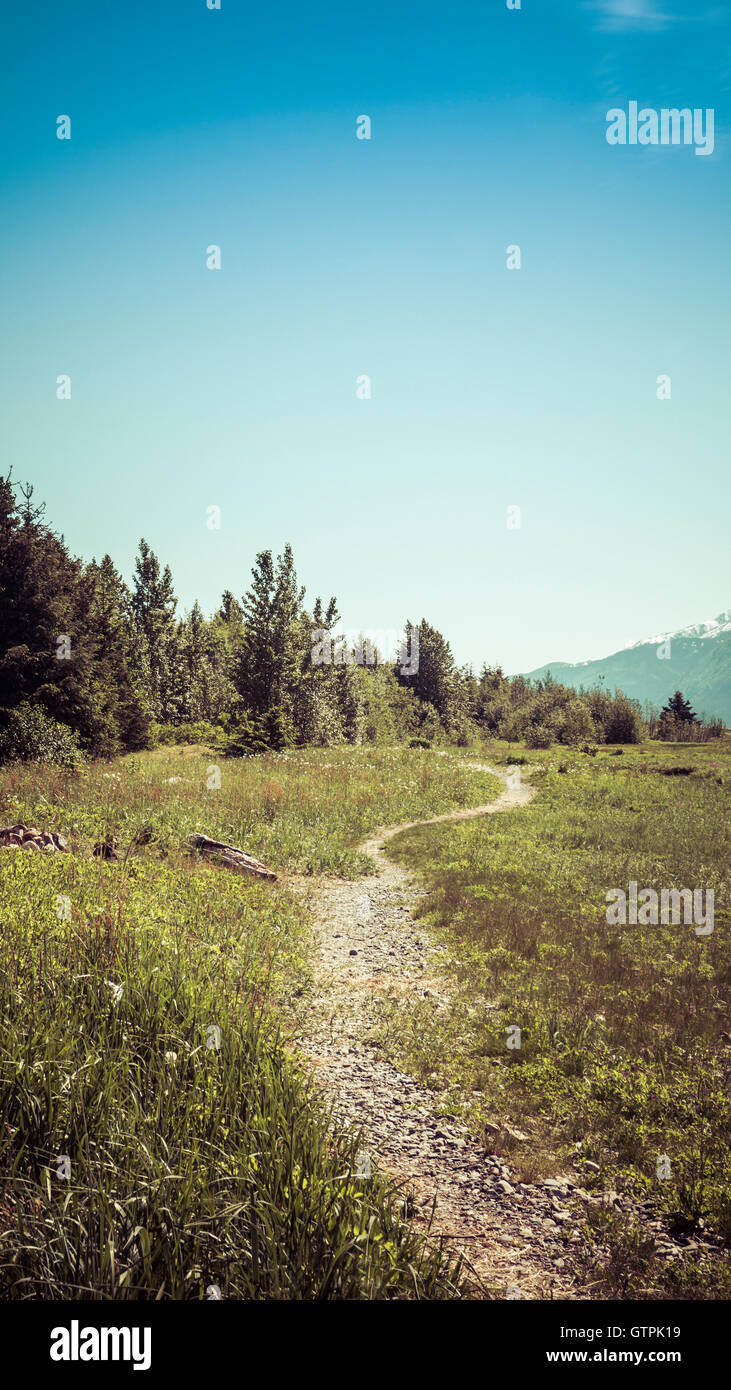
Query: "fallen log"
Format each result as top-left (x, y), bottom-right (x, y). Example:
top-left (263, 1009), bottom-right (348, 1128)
top-left (188, 833), bottom-right (277, 881)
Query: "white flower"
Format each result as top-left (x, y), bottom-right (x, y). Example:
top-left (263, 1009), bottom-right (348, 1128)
top-left (105, 980), bottom-right (123, 1006)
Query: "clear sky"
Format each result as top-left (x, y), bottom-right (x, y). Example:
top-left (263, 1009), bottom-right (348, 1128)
top-left (1, 0), bottom-right (728, 674)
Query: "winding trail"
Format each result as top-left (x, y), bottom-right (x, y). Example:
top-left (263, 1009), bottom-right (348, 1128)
top-left (295, 764), bottom-right (583, 1298)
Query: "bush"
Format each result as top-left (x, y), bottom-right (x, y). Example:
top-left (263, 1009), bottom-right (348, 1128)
top-left (602, 695), bottom-right (643, 744)
top-left (260, 707), bottom-right (294, 752)
top-left (558, 701), bottom-right (595, 746)
top-left (224, 716), bottom-right (270, 758)
top-left (149, 720), bottom-right (223, 747)
top-left (0, 703), bottom-right (84, 768)
top-left (525, 724), bottom-right (553, 749)
top-left (409, 736), bottom-right (432, 749)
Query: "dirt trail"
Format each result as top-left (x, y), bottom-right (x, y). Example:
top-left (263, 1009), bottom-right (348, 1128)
top-left (295, 763), bottom-right (583, 1298)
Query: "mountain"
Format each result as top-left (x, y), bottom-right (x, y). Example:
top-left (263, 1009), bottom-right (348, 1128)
top-left (523, 612), bottom-right (731, 724)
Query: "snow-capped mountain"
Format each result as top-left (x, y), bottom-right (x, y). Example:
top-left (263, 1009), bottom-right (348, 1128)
top-left (620, 612), bottom-right (731, 651)
top-left (523, 611), bottom-right (731, 724)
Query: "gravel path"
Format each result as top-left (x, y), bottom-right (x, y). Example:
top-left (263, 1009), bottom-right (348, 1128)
top-left (294, 764), bottom-right (585, 1298)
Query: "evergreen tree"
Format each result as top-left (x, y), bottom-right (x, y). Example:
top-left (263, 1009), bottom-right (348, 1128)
top-left (0, 475), bottom-right (148, 755)
top-left (661, 690), bottom-right (698, 724)
top-left (396, 618), bottom-right (456, 727)
top-left (238, 550), bottom-right (276, 717)
top-left (83, 555), bottom-right (149, 752)
top-left (130, 539), bottom-right (180, 720)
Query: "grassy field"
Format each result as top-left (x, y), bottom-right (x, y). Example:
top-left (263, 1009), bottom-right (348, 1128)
top-left (2, 738), bottom-right (728, 1299)
top-left (381, 738), bottom-right (731, 1297)
top-left (0, 745), bottom-right (497, 1299)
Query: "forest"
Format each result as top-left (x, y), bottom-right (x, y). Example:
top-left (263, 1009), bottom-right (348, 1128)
top-left (0, 473), bottom-right (718, 767)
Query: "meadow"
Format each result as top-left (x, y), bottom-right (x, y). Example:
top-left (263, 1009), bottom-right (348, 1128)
top-left (382, 739), bottom-right (731, 1297)
top-left (1, 738), bottom-right (728, 1299)
top-left (0, 746), bottom-right (495, 1299)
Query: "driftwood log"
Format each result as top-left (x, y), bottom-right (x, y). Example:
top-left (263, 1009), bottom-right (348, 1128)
top-left (188, 833), bottom-right (276, 881)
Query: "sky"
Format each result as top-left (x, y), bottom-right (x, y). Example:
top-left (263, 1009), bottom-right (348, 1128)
top-left (1, 0), bottom-right (729, 674)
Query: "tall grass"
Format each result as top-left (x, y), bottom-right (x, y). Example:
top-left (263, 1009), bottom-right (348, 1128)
top-left (0, 746), bottom-right (498, 1299)
top-left (382, 740), bottom-right (731, 1289)
top-left (0, 744), bottom-right (497, 876)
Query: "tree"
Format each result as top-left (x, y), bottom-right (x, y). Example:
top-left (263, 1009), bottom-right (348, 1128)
top-left (661, 691), bottom-right (698, 724)
top-left (130, 540), bottom-right (180, 720)
top-left (0, 476), bottom-right (150, 757)
top-left (237, 545), bottom-right (343, 746)
top-left (82, 555), bottom-right (150, 752)
top-left (396, 619), bottom-right (456, 728)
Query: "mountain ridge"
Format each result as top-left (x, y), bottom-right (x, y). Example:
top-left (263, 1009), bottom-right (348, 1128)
top-left (522, 611), bottom-right (731, 724)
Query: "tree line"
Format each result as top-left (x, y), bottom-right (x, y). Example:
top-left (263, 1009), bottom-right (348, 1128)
top-left (0, 475), bottom-right (719, 765)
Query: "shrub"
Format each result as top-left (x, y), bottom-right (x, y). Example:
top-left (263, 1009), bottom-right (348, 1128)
top-left (525, 724), bottom-right (553, 749)
top-left (224, 715), bottom-right (269, 758)
top-left (558, 701), bottom-right (595, 746)
top-left (149, 720), bottom-right (223, 747)
top-left (0, 703), bottom-right (84, 768)
top-left (409, 736), bottom-right (432, 749)
top-left (595, 693), bottom-right (644, 744)
top-left (260, 707), bottom-right (294, 752)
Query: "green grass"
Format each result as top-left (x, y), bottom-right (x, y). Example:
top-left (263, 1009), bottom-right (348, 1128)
top-left (0, 745), bottom-right (499, 1300)
top-left (0, 743), bottom-right (498, 877)
top-left (380, 739), bottom-right (731, 1296)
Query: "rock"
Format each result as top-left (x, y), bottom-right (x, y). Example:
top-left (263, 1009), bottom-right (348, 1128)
top-left (586, 1190), bottom-right (621, 1209)
top-left (497, 1179), bottom-right (515, 1197)
top-left (94, 839), bottom-right (119, 860)
top-left (0, 825), bottom-right (69, 854)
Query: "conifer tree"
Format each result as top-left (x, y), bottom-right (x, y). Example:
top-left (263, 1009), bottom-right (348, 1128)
top-left (130, 539), bottom-right (180, 720)
top-left (661, 690), bottom-right (698, 724)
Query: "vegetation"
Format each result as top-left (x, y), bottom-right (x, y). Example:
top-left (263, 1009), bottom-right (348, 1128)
top-left (2, 470), bottom-right (728, 1301)
top-left (0, 746), bottom-right (501, 1298)
top-left (3, 474), bottom-right (722, 773)
top-left (379, 738), bottom-right (730, 1297)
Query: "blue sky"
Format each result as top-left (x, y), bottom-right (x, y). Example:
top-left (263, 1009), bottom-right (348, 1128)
top-left (1, 0), bottom-right (729, 673)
